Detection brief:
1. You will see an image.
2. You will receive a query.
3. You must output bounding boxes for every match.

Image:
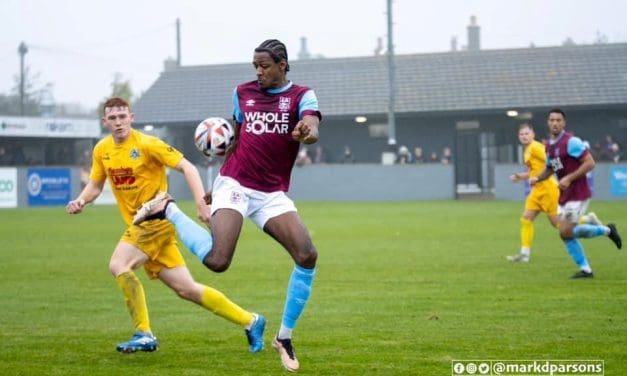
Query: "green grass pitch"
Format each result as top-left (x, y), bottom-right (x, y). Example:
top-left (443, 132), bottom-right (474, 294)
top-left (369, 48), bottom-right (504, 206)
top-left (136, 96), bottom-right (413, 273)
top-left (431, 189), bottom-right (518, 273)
top-left (0, 200), bottom-right (625, 375)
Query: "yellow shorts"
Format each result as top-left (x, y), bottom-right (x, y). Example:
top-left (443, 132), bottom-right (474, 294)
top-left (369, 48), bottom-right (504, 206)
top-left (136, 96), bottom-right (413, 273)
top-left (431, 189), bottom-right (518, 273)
top-left (524, 185), bottom-right (559, 216)
top-left (120, 219), bottom-right (185, 279)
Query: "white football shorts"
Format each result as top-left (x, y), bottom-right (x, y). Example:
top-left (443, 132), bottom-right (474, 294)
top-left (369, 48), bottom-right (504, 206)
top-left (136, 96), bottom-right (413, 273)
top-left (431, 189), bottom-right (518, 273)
top-left (558, 199), bottom-right (590, 224)
top-left (211, 174), bottom-right (297, 229)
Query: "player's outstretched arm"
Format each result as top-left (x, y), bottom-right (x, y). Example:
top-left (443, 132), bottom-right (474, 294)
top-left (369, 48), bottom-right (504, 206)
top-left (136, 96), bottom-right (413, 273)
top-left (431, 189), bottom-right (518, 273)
top-left (511, 172), bottom-right (529, 182)
top-left (66, 179), bottom-right (104, 214)
top-left (174, 158), bottom-right (211, 225)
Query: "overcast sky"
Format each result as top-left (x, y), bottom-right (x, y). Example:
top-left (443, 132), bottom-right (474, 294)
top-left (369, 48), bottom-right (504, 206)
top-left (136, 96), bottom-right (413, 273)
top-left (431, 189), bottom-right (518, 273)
top-left (2, 0), bottom-right (626, 113)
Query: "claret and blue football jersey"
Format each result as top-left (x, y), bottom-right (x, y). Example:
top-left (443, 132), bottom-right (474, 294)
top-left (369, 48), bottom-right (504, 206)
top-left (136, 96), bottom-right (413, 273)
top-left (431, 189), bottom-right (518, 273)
top-left (221, 80), bottom-right (322, 192)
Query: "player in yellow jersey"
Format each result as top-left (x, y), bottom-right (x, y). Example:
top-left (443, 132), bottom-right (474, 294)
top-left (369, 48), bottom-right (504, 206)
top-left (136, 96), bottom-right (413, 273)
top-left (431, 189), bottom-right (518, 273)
top-left (66, 97), bottom-right (265, 354)
top-left (507, 123), bottom-right (560, 262)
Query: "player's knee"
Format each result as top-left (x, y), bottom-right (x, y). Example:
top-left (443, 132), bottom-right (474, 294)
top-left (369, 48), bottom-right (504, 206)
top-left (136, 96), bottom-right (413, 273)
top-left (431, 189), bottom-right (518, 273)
top-left (203, 254), bottom-right (232, 273)
top-left (109, 260), bottom-right (124, 277)
top-left (559, 228), bottom-right (573, 240)
top-left (173, 285), bottom-right (196, 301)
top-left (210, 262), bottom-right (231, 273)
top-left (295, 246), bottom-right (317, 268)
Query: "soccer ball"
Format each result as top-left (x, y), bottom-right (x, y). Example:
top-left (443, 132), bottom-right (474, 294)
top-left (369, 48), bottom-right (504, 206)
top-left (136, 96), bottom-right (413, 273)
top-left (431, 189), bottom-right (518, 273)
top-left (194, 117), bottom-right (235, 157)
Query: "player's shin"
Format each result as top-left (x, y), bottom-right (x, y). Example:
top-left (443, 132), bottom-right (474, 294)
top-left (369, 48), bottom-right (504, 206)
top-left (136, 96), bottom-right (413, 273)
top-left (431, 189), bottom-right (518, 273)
top-left (200, 286), bottom-right (253, 326)
top-left (573, 224), bottom-right (608, 238)
top-left (168, 206), bottom-right (213, 262)
top-left (564, 239), bottom-right (591, 272)
top-left (279, 265), bottom-right (315, 339)
top-left (115, 271), bottom-right (151, 333)
top-left (520, 218), bottom-right (534, 251)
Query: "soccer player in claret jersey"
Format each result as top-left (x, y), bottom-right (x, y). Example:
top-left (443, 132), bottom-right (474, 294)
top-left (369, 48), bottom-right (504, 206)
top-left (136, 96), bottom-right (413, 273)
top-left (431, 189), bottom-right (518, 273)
top-left (530, 109), bottom-right (622, 278)
top-left (66, 97), bottom-right (265, 354)
top-left (134, 39), bottom-right (321, 372)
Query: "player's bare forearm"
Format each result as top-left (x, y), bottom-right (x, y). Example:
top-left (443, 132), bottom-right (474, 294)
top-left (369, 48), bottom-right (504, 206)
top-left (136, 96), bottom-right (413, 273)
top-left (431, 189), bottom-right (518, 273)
top-left (529, 167), bottom-right (552, 185)
top-left (511, 171), bottom-right (529, 182)
top-left (176, 159), bottom-right (211, 223)
top-left (557, 155), bottom-right (595, 190)
top-left (292, 115), bottom-right (320, 144)
top-left (569, 154), bottom-right (595, 181)
top-left (66, 179), bottom-right (104, 214)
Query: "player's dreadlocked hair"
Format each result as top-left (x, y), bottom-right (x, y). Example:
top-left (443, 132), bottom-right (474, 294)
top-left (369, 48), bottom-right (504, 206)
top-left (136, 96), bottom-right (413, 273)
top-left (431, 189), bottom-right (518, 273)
top-left (255, 39), bottom-right (290, 72)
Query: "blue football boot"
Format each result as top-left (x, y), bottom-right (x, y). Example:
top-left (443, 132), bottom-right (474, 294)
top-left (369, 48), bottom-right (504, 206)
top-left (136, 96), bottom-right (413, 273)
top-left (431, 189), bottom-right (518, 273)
top-left (116, 331), bottom-right (159, 353)
top-left (245, 314), bottom-right (266, 353)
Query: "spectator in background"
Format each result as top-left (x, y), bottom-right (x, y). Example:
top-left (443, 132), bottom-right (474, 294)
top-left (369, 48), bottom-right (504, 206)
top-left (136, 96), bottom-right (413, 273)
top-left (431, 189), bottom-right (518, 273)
top-left (413, 147), bottom-right (424, 164)
top-left (79, 149), bottom-right (92, 189)
top-left (590, 141), bottom-right (603, 160)
top-left (295, 146), bottom-right (312, 167)
top-left (0, 146), bottom-right (11, 166)
top-left (79, 149), bottom-right (91, 166)
top-left (609, 142), bottom-right (621, 163)
top-left (13, 145), bottom-right (26, 165)
top-left (396, 145), bottom-right (413, 164)
top-left (56, 146), bottom-right (73, 165)
top-left (80, 165), bottom-right (91, 189)
top-left (601, 134), bottom-right (615, 161)
top-left (441, 146), bottom-right (452, 164)
top-left (429, 150), bottom-right (439, 163)
top-left (313, 145), bottom-right (328, 164)
top-left (340, 145), bottom-right (355, 163)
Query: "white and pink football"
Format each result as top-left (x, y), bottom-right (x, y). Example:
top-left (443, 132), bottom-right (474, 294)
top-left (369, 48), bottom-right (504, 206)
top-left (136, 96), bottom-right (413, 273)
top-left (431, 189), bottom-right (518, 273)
top-left (194, 117), bottom-right (234, 157)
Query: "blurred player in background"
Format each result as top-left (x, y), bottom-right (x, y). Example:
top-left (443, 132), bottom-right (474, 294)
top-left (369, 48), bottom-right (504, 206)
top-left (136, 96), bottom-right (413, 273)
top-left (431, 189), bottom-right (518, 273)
top-left (530, 108), bottom-right (622, 278)
top-left (507, 123), bottom-right (560, 262)
top-left (134, 39), bottom-right (321, 372)
top-left (66, 97), bottom-right (265, 354)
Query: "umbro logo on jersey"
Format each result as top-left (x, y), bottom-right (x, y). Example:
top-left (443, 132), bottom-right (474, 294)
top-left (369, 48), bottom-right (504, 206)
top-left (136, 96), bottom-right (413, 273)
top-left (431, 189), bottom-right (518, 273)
top-left (245, 99), bottom-right (256, 107)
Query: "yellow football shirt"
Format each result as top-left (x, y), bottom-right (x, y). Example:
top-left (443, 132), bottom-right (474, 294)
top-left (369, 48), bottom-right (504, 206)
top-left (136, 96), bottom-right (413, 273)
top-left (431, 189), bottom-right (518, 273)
top-left (90, 129), bottom-right (184, 225)
top-left (525, 140), bottom-right (558, 191)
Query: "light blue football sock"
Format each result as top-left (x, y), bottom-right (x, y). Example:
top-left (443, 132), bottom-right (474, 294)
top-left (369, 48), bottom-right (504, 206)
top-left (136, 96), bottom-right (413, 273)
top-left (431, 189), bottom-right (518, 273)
top-left (168, 210), bottom-right (213, 262)
top-left (564, 239), bottom-right (590, 270)
top-left (573, 224), bottom-right (608, 238)
top-left (280, 265), bottom-right (315, 334)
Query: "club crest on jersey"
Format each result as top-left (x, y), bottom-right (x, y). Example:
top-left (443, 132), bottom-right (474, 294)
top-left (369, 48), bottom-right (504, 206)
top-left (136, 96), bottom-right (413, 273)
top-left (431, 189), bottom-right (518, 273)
top-left (130, 148), bottom-right (140, 160)
top-left (550, 157), bottom-right (563, 171)
top-left (230, 191), bottom-right (242, 204)
top-left (278, 97), bottom-right (291, 112)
